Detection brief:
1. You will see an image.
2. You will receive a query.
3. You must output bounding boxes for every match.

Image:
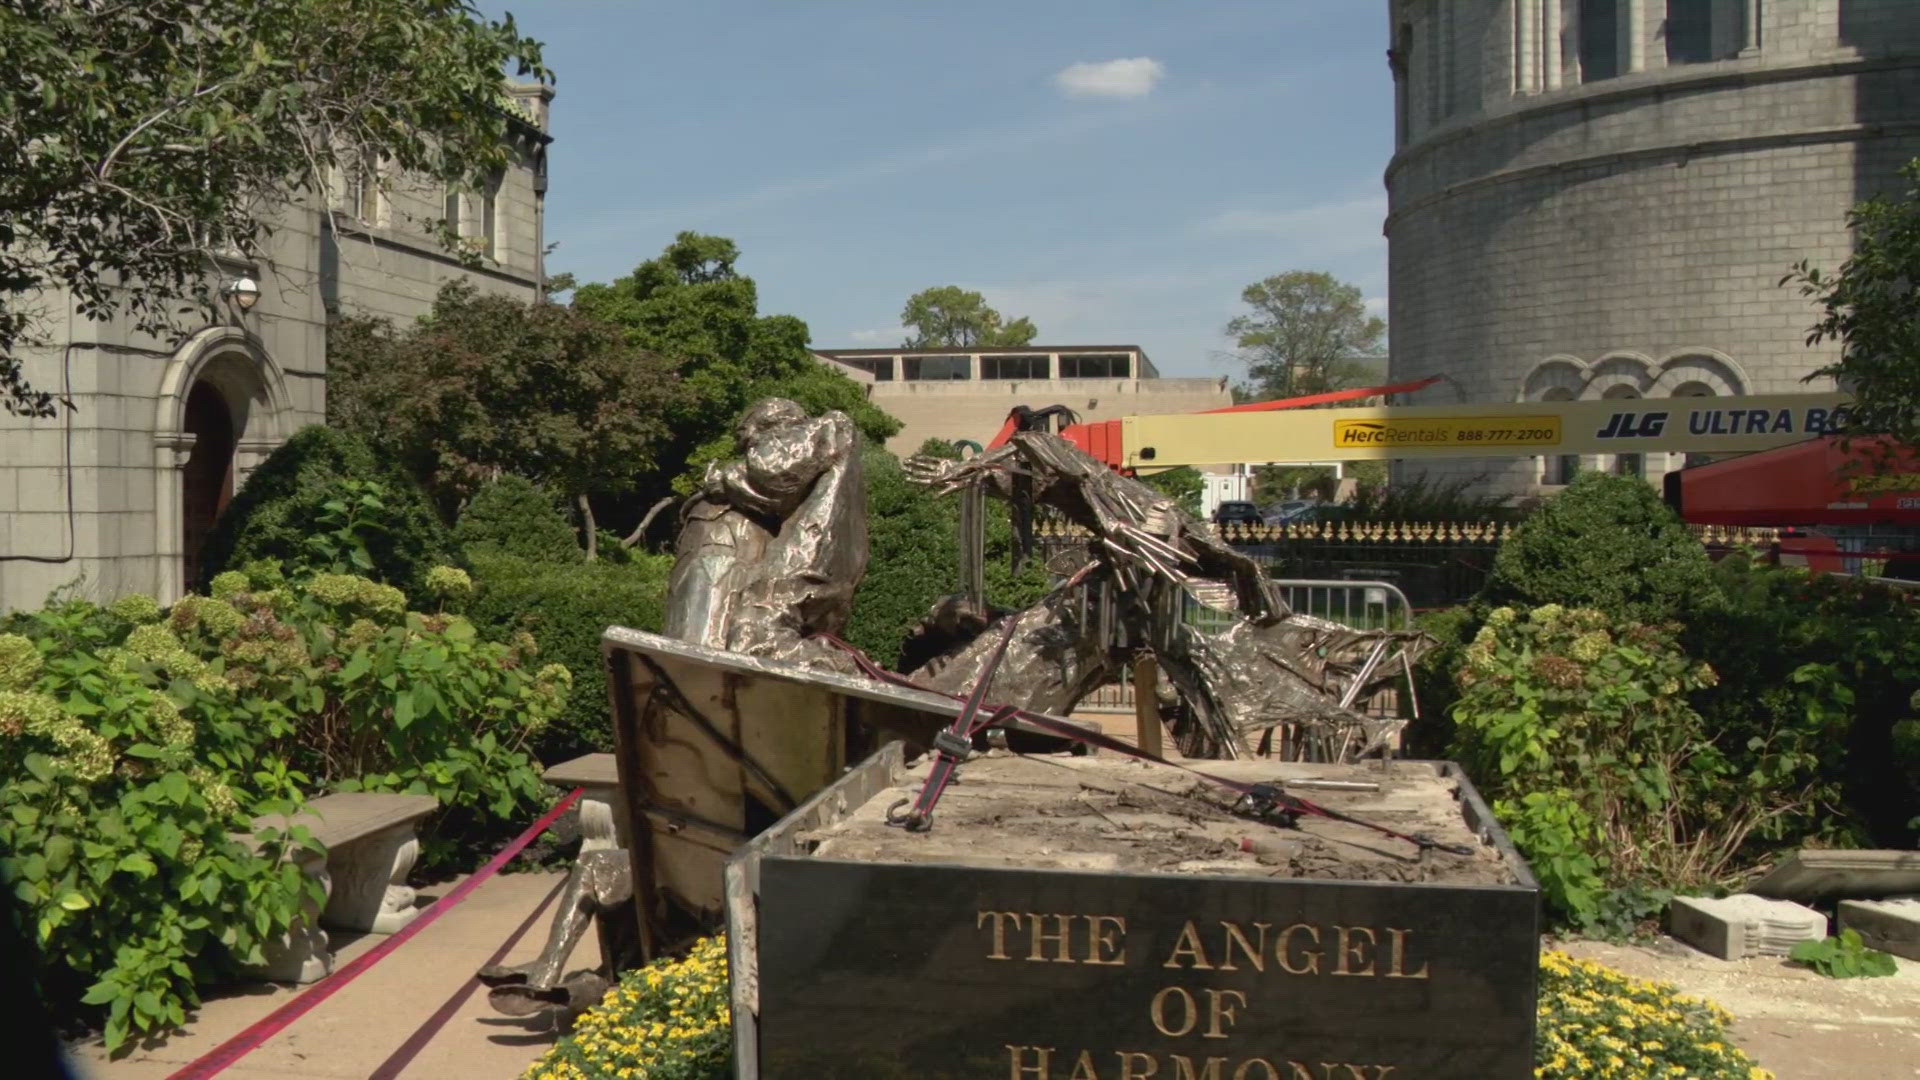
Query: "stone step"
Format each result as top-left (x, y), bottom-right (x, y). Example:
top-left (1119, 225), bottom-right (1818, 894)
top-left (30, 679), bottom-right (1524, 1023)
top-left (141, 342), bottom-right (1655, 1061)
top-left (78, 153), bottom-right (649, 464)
top-left (1669, 894), bottom-right (1828, 960)
top-left (1837, 898), bottom-right (1920, 961)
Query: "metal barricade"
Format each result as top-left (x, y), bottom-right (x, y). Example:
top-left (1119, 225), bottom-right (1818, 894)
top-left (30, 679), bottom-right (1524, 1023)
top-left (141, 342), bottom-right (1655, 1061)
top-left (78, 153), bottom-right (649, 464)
top-left (1080, 580), bottom-right (1418, 717)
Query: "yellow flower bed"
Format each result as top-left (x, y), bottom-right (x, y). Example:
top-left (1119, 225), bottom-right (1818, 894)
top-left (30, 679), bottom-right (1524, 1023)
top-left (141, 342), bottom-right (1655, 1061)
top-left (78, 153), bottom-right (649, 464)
top-left (526, 939), bottom-right (1770, 1079)
top-left (1536, 950), bottom-right (1772, 1079)
top-left (522, 935), bottom-right (731, 1080)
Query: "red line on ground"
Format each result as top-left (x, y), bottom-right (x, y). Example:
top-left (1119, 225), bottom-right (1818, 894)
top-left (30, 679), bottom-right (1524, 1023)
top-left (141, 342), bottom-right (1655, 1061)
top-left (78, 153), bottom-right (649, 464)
top-left (366, 871), bottom-right (569, 1080)
top-left (164, 788), bottom-right (584, 1080)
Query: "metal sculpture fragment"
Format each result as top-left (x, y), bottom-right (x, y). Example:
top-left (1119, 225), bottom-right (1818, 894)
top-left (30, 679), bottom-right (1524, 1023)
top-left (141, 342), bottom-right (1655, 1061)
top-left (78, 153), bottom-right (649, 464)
top-left (902, 430), bottom-right (1431, 758)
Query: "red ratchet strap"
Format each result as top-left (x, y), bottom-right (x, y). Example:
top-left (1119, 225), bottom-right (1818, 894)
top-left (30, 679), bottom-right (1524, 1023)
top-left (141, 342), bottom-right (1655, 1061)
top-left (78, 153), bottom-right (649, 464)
top-left (885, 609), bottom-right (1026, 831)
top-left (816, 634), bottom-right (1472, 857)
top-left (166, 787), bottom-right (584, 1080)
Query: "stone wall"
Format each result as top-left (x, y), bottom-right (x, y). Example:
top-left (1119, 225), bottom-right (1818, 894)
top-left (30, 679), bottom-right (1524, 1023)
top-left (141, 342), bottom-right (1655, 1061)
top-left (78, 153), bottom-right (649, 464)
top-left (0, 89), bottom-right (548, 614)
top-left (1384, 0), bottom-right (1920, 495)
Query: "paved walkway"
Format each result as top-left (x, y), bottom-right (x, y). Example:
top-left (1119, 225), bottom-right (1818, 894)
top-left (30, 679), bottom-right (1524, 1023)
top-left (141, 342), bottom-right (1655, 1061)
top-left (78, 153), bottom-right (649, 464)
top-left (69, 868), bottom-right (597, 1080)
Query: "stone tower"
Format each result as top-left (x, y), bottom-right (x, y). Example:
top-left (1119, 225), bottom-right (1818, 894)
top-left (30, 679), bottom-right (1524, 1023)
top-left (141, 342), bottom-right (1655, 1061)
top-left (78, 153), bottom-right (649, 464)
top-left (1385, 1), bottom-right (1920, 495)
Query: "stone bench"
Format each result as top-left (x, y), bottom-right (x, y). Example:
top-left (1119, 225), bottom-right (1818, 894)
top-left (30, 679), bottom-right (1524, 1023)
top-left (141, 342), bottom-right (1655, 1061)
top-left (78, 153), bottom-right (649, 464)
top-left (544, 753), bottom-right (627, 853)
top-left (238, 792), bottom-right (439, 983)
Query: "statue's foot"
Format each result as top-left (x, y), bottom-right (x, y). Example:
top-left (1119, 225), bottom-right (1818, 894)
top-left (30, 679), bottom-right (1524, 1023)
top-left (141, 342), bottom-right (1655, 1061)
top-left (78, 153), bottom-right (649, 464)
top-left (476, 962), bottom-right (540, 987)
top-left (487, 983), bottom-right (571, 1016)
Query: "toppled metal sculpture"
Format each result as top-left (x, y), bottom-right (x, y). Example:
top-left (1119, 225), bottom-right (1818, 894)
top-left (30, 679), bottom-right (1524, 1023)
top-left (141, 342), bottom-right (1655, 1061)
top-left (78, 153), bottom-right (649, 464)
top-left (479, 402), bottom-right (1429, 1018)
top-left (900, 428), bottom-right (1431, 759)
top-left (478, 399), bottom-right (868, 1019)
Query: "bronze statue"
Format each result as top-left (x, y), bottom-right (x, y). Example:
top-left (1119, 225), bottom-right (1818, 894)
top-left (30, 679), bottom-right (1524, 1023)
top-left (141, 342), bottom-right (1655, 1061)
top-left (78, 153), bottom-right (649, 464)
top-left (479, 399), bottom-right (868, 1019)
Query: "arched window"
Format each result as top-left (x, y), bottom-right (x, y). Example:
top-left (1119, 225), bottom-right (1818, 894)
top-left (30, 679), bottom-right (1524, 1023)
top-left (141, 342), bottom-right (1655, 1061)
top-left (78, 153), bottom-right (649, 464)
top-left (1580, 0), bottom-right (1622, 82)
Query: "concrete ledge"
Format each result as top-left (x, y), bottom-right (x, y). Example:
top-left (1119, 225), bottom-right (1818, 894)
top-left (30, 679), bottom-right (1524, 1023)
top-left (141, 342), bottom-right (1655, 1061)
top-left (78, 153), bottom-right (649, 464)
top-left (1839, 898), bottom-right (1920, 961)
top-left (543, 753), bottom-right (625, 853)
top-left (1670, 894), bottom-right (1827, 959)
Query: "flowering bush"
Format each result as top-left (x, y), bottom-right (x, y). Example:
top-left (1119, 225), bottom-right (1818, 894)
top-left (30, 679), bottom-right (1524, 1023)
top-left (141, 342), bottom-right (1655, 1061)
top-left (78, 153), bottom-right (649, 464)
top-left (0, 604), bottom-right (317, 1055)
top-left (1535, 950), bottom-right (1771, 1079)
top-left (0, 566), bottom-right (570, 1054)
top-left (524, 935), bottom-right (731, 1080)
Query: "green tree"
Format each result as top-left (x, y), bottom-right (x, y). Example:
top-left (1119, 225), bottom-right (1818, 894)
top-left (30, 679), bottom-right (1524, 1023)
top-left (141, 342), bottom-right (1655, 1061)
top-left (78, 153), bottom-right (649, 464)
top-left (327, 281), bottom-right (682, 548)
top-left (0, 0), bottom-right (547, 416)
top-left (572, 232), bottom-right (899, 496)
top-left (1137, 466), bottom-right (1204, 516)
top-left (899, 286), bottom-right (1038, 348)
top-left (1480, 472), bottom-right (1716, 624)
top-left (1787, 159), bottom-right (1920, 447)
top-left (1226, 271), bottom-right (1385, 400)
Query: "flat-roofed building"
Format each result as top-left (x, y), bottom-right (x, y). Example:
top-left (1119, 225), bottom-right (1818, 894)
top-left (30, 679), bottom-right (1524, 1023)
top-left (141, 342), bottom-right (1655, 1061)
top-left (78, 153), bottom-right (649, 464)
top-left (814, 345), bottom-right (1233, 454)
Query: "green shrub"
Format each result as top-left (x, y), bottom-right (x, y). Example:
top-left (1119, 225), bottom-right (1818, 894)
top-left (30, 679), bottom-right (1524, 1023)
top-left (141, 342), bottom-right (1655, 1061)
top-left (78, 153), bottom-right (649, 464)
top-left (456, 475), bottom-right (582, 563)
top-left (1789, 929), bottom-right (1898, 979)
top-left (522, 934), bottom-right (730, 1080)
top-left (1688, 554), bottom-right (1920, 847)
top-left (0, 564), bottom-right (569, 1053)
top-left (1536, 950), bottom-right (1772, 1078)
top-left (847, 444), bottom-right (1050, 667)
top-left (198, 425), bottom-right (462, 599)
top-left (0, 607), bottom-right (318, 1055)
top-left (1406, 604), bottom-right (1482, 757)
top-left (465, 552), bottom-right (673, 761)
top-left (1451, 605), bottom-right (1773, 927)
top-left (1479, 472), bottom-right (1715, 623)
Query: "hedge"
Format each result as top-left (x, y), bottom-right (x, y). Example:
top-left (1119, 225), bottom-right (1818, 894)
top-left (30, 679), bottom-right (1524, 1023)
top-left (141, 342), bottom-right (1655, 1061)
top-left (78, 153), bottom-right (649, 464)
top-left (464, 552), bottom-right (673, 762)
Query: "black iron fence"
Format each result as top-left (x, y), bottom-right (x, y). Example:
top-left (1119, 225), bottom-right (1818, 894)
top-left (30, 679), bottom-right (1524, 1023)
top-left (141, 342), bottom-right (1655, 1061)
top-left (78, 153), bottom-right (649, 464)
top-left (1035, 521), bottom-right (1790, 612)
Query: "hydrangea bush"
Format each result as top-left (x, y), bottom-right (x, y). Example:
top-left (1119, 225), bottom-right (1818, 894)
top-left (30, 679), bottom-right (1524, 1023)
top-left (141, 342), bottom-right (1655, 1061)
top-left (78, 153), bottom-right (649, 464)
top-left (0, 564), bottom-right (571, 1054)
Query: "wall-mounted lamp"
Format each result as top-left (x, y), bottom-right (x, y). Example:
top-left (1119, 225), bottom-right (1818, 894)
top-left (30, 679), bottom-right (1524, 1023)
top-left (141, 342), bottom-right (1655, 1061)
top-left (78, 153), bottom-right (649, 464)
top-left (223, 276), bottom-right (260, 312)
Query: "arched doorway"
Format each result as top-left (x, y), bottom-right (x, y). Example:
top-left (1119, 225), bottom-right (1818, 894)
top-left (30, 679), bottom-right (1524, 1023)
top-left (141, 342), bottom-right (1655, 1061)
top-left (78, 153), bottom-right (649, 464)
top-left (181, 381), bottom-right (235, 588)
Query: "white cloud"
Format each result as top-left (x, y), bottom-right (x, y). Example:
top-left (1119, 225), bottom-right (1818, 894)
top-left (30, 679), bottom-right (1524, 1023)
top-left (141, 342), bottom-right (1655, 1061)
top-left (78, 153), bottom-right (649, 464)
top-left (1054, 57), bottom-right (1166, 99)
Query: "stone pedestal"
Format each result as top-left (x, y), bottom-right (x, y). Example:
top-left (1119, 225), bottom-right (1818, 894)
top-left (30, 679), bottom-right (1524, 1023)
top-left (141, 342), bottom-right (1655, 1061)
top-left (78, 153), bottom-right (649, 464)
top-left (240, 851), bottom-right (333, 984)
top-left (320, 820), bottom-right (424, 934)
top-left (543, 754), bottom-right (627, 854)
top-left (1670, 894), bottom-right (1827, 959)
top-left (1838, 898), bottom-right (1920, 961)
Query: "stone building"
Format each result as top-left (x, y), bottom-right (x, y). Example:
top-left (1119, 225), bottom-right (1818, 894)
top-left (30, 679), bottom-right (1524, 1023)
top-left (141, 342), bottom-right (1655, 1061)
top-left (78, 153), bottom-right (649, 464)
top-left (813, 345), bottom-right (1233, 455)
top-left (0, 85), bottom-right (553, 615)
top-left (1385, 0), bottom-right (1920, 495)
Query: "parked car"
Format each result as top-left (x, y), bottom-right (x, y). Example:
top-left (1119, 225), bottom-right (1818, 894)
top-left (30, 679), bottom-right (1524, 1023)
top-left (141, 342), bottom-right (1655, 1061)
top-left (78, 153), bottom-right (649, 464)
top-left (1263, 500), bottom-right (1313, 525)
top-left (1212, 500), bottom-right (1263, 526)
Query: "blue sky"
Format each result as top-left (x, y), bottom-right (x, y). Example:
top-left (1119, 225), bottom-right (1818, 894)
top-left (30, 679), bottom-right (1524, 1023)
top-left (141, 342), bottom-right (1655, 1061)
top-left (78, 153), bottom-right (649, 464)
top-left (493, 2), bottom-right (1393, 377)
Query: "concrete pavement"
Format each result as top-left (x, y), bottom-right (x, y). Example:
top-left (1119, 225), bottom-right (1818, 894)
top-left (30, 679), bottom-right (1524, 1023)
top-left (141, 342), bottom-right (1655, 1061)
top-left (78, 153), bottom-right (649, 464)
top-left (69, 867), bottom-right (599, 1080)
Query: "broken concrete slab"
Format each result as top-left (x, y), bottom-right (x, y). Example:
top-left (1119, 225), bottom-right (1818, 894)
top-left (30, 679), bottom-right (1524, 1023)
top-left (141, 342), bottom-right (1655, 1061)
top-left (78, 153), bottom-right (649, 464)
top-left (1838, 898), bottom-right (1920, 961)
top-left (1670, 894), bottom-right (1828, 960)
top-left (1748, 849), bottom-right (1920, 902)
